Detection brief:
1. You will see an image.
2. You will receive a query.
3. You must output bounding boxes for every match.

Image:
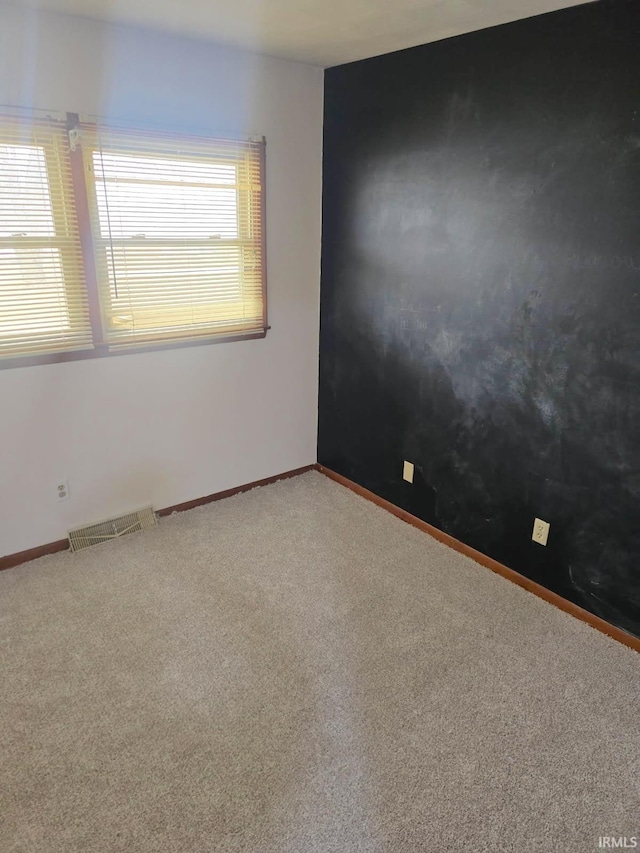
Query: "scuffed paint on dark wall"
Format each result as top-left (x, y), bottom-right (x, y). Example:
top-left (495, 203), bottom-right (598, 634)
top-left (318, 0), bottom-right (640, 637)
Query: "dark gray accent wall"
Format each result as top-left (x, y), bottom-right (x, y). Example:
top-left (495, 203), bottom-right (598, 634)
top-left (318, 0), bottom-right (640, 637)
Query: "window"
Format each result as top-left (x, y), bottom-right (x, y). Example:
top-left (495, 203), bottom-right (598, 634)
top-left (0, 112), bottom-right (267, 367)
top-left (0, 116), bottom-right (91, 358)
top-left (83, 125), bottom-right (266, 349)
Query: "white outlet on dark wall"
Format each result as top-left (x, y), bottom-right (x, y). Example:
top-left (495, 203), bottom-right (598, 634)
top-left (532, 517), bottom-right (550, 546)
top-left (56, 480), bottom-right (70, 502)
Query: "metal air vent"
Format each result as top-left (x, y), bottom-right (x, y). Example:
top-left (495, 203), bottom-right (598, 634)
top-left (68, 506), bottom-right (157, 552)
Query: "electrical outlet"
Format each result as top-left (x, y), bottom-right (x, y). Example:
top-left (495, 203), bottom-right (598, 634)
top-left (532, 517), bottom-right (549, 546)
top-left (403, 461), bottom-right (414, 483)
top-left (56, 480), bottom-right (70, 502)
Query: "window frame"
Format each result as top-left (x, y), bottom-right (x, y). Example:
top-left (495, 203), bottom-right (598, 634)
top-left (0, 112), bottom-right (268, 370)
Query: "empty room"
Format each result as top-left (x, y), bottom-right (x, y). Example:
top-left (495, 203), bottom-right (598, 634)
top-left (1, 0), bottom-right (639, 850)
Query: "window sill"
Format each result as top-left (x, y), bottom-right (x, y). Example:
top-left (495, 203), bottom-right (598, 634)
top-left (0, 327), bottom-right (269, 370)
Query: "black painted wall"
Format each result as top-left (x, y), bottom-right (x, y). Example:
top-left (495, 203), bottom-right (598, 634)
top-left (318, 0), bottom-right (640, 637)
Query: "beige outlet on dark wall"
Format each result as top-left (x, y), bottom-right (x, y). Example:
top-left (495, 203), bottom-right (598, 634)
top-left (532, 518), bottom-right (550, 546)
top-left (403, 461), bottom-right (414, 483)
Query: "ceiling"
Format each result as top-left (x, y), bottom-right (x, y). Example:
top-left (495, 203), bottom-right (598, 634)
top-left (6, 0), bottom-right (594, 66)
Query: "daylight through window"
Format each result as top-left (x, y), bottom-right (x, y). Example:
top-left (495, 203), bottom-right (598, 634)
top-left (0, 112), bottom-right (267, 366)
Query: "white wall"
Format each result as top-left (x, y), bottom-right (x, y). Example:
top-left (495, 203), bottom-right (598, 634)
top-left (0, 4), bottom-right (323, 555)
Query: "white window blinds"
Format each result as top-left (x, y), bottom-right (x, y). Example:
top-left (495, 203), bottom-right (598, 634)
top-left (0, 116), bottom-right (92, 358)
top-left (81, 124), bottom-right (266, 349)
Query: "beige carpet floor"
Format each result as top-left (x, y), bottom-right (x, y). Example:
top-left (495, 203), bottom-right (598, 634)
top-left (1, 471), bottom-right (639, 853)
